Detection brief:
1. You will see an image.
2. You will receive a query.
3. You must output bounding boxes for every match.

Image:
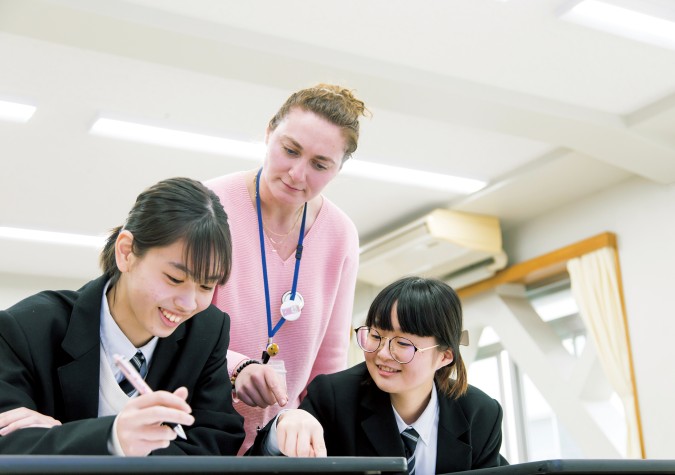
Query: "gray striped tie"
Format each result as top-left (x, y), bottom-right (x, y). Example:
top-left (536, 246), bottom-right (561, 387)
top-left (118, 350), bottom-right (147, 396)
top-left (401, 427), bottom-right (420, 475)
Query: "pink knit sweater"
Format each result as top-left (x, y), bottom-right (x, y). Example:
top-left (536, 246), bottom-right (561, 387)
top-left (206, 171), bottom-right (359, 453)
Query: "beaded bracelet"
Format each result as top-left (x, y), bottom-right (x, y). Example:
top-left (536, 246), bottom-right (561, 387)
top-left (230, 359), bottom-right (261, 386)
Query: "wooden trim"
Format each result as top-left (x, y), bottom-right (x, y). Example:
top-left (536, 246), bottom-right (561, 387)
top-left (613, 245), bottom-right (646, 458)
top-left (457, 232), bottom-right (616, 299)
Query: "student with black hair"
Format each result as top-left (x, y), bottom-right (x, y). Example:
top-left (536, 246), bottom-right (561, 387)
top-left (0, 177), bottom-right (244, 455)
top-left (251, 276), bottom-right (507, 474)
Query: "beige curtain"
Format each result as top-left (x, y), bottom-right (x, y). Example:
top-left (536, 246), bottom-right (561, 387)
top-left (567, 247), bottom-right (642, 458)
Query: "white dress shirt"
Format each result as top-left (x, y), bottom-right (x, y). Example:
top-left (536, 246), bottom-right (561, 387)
top-left (392, 383), bottom-right (440, 475)
top-left (98, 280), bottom-right (159, 455)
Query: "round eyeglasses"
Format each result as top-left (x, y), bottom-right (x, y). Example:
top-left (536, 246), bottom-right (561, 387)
top-left (354, 326), bottom-right (440, 364)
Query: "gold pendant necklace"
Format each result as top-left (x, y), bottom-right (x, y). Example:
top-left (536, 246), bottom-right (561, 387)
top-left (263, 206), bottom-right (303, 237)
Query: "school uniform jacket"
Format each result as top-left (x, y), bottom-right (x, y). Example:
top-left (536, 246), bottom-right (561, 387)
top-left (0, 275), bottom-right (244, 455)
top-left (251, 362), bottom-right (506, 473)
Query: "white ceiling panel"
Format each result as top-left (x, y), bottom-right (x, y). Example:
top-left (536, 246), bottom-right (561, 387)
top-left (1, 0), bottom-right (675, 279)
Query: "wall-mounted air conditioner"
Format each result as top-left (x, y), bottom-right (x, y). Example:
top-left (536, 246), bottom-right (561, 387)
top-left (358, 209), bottom-right (507, 289)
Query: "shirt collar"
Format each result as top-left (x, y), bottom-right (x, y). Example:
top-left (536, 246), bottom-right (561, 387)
top-left (100, 279), bottom-right (158, 380)
top-left (392, 382), bottom-right (439, 448)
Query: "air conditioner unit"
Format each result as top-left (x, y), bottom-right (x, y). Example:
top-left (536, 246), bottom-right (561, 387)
top-left (358, 209), bottom-right (507, 289)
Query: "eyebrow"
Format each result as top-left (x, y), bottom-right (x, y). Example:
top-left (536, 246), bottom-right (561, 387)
top-left (283, 135), bottom-right (337, 165)
top-left (169, 262), bottom-right (220, 283)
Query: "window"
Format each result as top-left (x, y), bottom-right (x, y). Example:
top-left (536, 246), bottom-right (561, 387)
top-left (467, 277), bottom-right (624, 462)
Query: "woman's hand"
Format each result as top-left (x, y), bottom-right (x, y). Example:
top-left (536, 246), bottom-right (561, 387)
top-left (276, 409), bottom-right (326, 457)
top-left (115, 386), bottom-right (194, 456)
top-left (0, 407), bottom-right (62, 436)
top-left (234, 364), bottom-right (288, 408)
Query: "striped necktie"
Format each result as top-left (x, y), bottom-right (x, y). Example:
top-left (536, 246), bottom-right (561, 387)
top-left (401, 427), bottom-right (420, 475)
top-left (118, 350), bottom-right (147, 396)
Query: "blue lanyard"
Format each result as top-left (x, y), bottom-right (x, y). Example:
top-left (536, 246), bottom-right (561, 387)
top-left (255, 168), bottom-right (307, 340)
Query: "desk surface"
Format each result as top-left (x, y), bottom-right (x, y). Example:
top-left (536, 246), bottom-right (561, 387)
top-left (443, 459), bottom-right (675, 475)
top-left (0, 455), bottom-right (407, 474)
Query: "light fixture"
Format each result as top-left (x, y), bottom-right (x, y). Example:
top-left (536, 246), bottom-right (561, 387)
top-left (0, 227), bottom-right (105, 248)
top-left (342, 160), bottom-right (486, 194)
top-left (0, 99), bottom-right (36, 123)
top-left (558, 0), bottom-right (675, 51)
top-left (90, 115), bottom-right (486, 194)
top-left (90, 116), bottom-right (266, 160)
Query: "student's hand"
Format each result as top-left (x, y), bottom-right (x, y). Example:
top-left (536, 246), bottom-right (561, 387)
top-left (0, 407), bottom-right (62, 435)
top-left (234, 364), bottom-right (288, 408)
top-left (276, 409), bottom-right (327, 457)
top-left (116, 386), bottom-right (194, 456)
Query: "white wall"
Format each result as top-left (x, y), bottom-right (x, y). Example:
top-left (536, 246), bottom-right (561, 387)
top-left (503, 176), bottom-right (675, 459)
top-left (0, 273), bottom-right (88, 310)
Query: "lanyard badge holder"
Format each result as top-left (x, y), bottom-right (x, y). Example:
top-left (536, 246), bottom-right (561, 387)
top-left (255, 168), bottom-right (307, 363)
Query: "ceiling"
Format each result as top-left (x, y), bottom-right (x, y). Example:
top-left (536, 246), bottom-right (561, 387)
top-left (1, 0), bottom-right (675, 281)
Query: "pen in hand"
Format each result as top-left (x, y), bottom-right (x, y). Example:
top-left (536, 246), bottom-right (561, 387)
top-left (113, 353), bottom-right (188, 440)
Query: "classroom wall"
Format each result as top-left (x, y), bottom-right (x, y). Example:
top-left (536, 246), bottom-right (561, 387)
top-left (503, 175), bottom-right (675, 459)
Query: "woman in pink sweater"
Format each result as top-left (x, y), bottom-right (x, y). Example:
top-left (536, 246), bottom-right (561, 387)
top-left (206, 84), bottom-right (369, 452)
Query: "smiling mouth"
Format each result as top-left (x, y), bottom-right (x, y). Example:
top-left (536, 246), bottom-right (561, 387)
top-left (161, 308), bottom-right (183, 324)
top-left (377, 364), bottom-right (401, 374)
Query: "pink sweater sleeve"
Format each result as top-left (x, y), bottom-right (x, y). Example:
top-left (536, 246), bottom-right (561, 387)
top-left (302, 226), bottom-right (359, 398)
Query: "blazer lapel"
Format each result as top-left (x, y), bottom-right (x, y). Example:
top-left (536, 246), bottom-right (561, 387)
top-left (436, 389), bottom-right (472, 473)
top-left (59, 277), bottom-right (107, 421)
top-left (146, 323), bottom-right (185, 390)
top-left (360, 381), bottom-right (406, 457)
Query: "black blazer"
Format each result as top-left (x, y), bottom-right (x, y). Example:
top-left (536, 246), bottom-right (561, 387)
top-left (251, 363), bottom-right (506, 473)
top-left (0, 275), bottom-right (244, 455)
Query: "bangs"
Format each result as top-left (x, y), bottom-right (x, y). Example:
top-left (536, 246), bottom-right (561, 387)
top-left (365, 277), bottom-right (452, 342)
top-left (366, 288), bottom-right (397, 331)
top-left (183, 219), bottom-right (232, 285)
top-left (395, 289), bottom-right (445, 338)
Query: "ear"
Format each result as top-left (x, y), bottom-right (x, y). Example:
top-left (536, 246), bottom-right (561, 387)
top-left (436, 348), bottom-right (454, 370)
top-left (264, 125), bottom-right (271, 144)
top-left (115, 230), bottom-right (135, 273)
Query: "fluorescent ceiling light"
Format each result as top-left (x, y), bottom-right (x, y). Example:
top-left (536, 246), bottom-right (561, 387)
top-left (91, 116), bottom-right (486, 194)
top-left (342, 160), bottom-right (486, 194)
top-left (558, 0), bottom-right (675, 51)
top-left (0, 100), bottom-right (36, 123)
top-left (0, 227), bottom-right (105, 248)
top-left (90, 117), bottom-right (266, 160)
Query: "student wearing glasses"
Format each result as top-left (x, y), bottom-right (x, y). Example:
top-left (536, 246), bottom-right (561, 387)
top-left (250, 276), bottom-right (507, 474)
